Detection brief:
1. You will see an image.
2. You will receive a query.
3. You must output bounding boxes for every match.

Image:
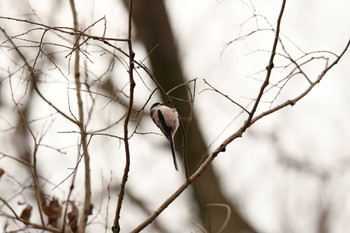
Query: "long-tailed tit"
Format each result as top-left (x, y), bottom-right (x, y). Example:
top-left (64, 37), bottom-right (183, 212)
top-left (150, 102), bottom-right (179, 171)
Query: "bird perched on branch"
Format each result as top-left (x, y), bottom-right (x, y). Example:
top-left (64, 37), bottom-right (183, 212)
top-left (150, 102), bottom-right (179, 171)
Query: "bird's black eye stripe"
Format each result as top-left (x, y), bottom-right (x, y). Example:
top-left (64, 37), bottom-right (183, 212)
top-left (150, 102), bottom-right (161, 110)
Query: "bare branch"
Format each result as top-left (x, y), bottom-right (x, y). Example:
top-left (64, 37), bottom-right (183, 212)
top-left (112, 0), bottom-right (135, 232)
top-left (244, 0), bottom-right (286, 125)
top-left (202, 79), bottom-right (250, 114)
top-left (66, 1), bottom-right (93, 232)
top-left (0, 16), bottom-right (129, 42)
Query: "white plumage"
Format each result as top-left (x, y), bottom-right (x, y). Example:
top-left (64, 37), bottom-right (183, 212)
top-left (150, 102), bottom-right (179, 171)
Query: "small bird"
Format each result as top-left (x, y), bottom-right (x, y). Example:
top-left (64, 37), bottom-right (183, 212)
top-left (150, 102), bottom-right (179, 170)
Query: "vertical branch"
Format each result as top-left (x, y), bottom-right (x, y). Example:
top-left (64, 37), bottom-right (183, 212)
top-left (61, 145), bottom-right (81, 232)
top-left (68, 1), bottom-right (92, 232)
top-left (112, 0), bottom-right (135, 232)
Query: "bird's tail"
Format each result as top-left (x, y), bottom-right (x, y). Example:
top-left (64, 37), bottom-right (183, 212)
top-left (170, 139), bottom-right (178, 171)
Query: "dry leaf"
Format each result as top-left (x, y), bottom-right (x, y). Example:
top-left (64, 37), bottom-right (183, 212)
top-left (20, 205), bottom-right (32, 222)
top-left (67, 201), bottom-right (79, 233)
top-left (42, 197), bottom-right (62, 226)
top-left (0, 168), bottom-right (4, 178)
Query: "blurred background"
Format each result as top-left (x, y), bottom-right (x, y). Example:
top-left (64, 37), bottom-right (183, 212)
top-left (1, 0), bottom-right (350, 232)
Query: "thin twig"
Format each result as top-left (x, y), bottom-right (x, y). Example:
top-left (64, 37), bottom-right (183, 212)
top-left (0, 16), bottom-right (129, 42)
top-left (60, 139), bottom-right (82, 232)
top-left (67, 1), bottom-right (92, 232)
top-left (244, 0), bottom-right (286, 126)
top-left (250, 38), bottom-right (350, 125)
top-left (7, 34), bottom-right (46, 227)
top-left (0, 197), bottom-right (61, 233)
top-left (166, 78), bottom-right (197, 179)
top-left (0, 152), bottom-right (31, 167)
top-left (0, 27), bottom-right (77, 124)
top-left (206, 203), bottom-right (231, 233)
top-left (112, 0), bottom-right (135, 232)
top-left (202, 79), bottom-right (250, 114)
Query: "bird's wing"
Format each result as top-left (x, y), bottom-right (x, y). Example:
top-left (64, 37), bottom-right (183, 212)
top-left (157, 109), bottom-right (172, 141)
